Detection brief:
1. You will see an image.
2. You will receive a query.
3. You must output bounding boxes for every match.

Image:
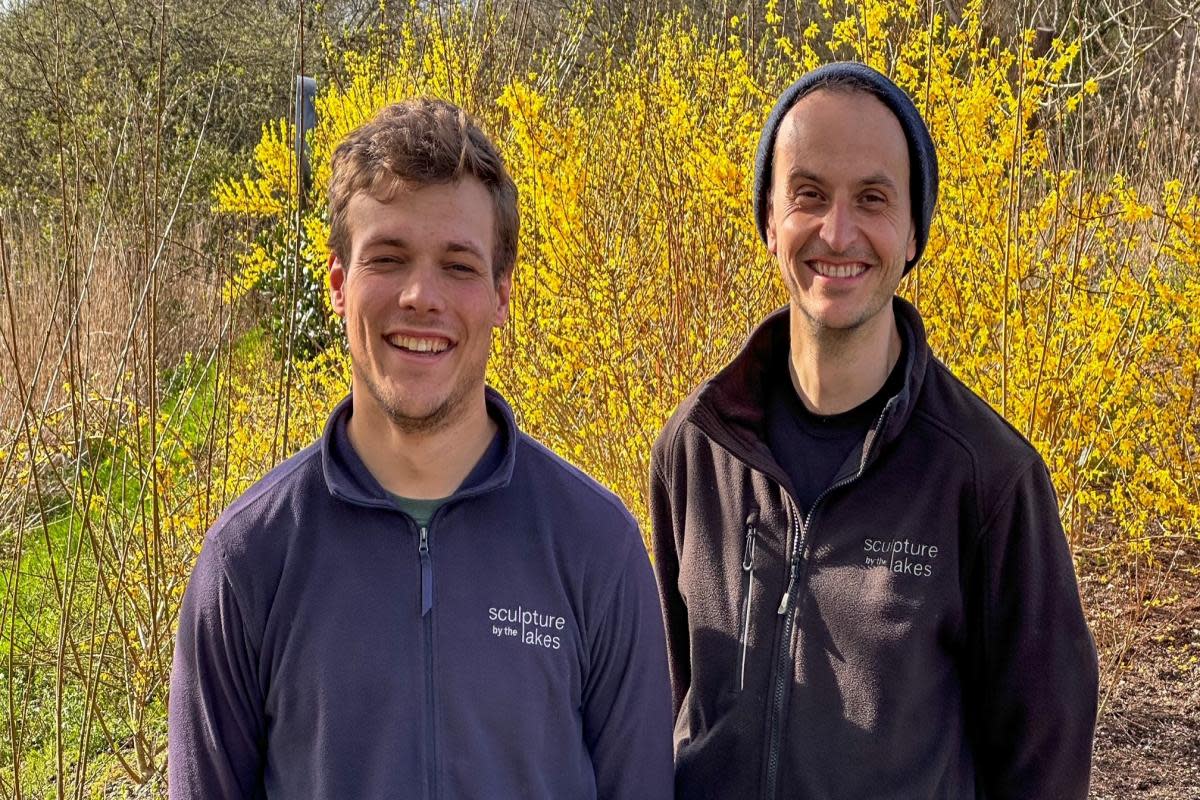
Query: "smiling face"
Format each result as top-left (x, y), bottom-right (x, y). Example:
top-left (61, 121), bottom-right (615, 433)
top-left (766, 89), bottom-right (916, 338)
top-left (328, 177), bottom-right (510, 435)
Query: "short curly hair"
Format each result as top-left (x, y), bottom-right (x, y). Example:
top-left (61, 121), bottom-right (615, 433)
top-left (327, 98), bottom-right (519, 283)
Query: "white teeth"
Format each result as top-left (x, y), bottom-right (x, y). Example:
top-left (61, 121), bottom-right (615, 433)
top-left (389, 335), bottom-right (450, 353)
top-left (811, 261), bottom-right (866, 279)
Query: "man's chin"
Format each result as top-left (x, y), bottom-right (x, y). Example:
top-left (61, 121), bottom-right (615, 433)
top-left (378, 397), bottom-right (455, 434)
top-left (381, 386), bottom-right (484, 436)
top-left (354, 369), bottom-right (487, 436)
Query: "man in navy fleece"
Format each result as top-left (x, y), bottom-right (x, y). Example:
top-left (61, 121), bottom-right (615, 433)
top-left (168, 98), bottom-right (673, 799)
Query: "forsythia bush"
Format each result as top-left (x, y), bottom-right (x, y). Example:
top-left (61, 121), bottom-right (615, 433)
top-left (215, 0), bottom-right (1200, 554)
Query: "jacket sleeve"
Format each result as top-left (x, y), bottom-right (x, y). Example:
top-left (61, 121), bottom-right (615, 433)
top-left (649, 458), bottom-right (690, 716)
top-left (970, 458), bottom-right (1099, 799)
top-left (581, 527), bottom-right (675, 800)
top-left (168, 537), bottom-right (265, 799)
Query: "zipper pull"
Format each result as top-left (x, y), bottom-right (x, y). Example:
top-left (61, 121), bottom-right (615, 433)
top-left (777, 574), bottom-right (795, 614)
top-left (778, 507), bottom-right (802, 614)
top-left (738, 510), bottom-right (759, 692)
top-left (778, 556), bottom-right (798, 615)
top-left (743, 512), bottom-right (758, 571)
top-left (419, 526), bottom-right (433, 616)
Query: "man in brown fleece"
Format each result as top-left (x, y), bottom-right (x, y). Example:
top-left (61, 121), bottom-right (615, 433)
top-left (649, 62), bottom-right (1099, 799)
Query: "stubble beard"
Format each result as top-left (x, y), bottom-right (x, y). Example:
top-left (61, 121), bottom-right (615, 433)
top-left (795, 286), bottom-right (893, 347)
top-left (362, 370), bottom-right (467, 434)
top-left (352, 338), bottom-right (491, 436)
top-left (786, 252), bottom-right (902, 352)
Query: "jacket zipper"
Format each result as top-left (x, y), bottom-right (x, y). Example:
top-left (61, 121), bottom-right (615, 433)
top-left (419, 524), bottom-right (437, 799)
top-left (737, 511), bottom-right (759, 692)
top-left (763, 497), bottom-right (801, 800)
top-left (419, 525), bottom-right (433, 616)
top-left (762, 400), bottom-right (894, 800)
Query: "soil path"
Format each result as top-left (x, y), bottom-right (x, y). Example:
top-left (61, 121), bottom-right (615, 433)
top-left (1085, 549), bottom-right (1200, 799)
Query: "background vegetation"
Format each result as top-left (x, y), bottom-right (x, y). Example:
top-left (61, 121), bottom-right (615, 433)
top-left (0, 0), bottom-right (1197, 796)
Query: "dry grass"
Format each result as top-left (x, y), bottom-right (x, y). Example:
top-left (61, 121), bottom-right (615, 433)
top-left (0, 212), bottom-right (227, 433)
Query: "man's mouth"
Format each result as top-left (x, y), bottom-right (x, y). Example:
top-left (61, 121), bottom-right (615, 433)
top-left (387, 334), bottom-right (453, 354)
top-left (808, 260), bottom-right (868, 279)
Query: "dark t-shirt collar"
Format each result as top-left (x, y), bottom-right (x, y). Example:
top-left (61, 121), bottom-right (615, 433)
top-left (778, 338), bottom-right (908, 437)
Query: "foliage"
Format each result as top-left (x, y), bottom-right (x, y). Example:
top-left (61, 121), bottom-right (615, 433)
top-left (0, 353), bottom-right (222, 790)
top-left (219, 0), bottom-right (1200, 540)
top-left (0, 0), bottom-right (299, 214)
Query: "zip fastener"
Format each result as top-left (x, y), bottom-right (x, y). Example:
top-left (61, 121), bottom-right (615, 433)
top-left (776, 509), bottom-right (800, 616)
top-left (764, 498), bottom-right (800, 800)
top-left (418, 523), bottom-right (437, 799)
top-left (763, 401), bottom-right (894, 800)
top-left (737, 511), bottom-right (759, 692)
top-left (419, 525), bottom-right (433, 616)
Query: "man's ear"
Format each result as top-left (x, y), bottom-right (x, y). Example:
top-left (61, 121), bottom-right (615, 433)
top-left (906, 226), bottom-right (917, 262)
top-left (493, 269), bottom-right (512, 327)
top-left (766, 195), bottom-right (778, 256)
top-left (329, 252), bottom-right (347, 317)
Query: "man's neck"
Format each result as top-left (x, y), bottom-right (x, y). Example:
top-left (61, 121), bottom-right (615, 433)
top-left (788, 303), bottom-right (902, 416)
top-left (347, 394), bottom-right (497, 500)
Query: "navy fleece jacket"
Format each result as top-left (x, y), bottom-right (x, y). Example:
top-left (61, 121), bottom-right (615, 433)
top-left (168, 390), bottom-right (674, 799)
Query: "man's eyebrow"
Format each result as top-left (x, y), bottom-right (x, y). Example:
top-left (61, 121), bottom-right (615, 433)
top-left (359, 235), bottom-right (409, 251)
top-left (859, 173), bottom-right (901, 192)
top-left (785, 167), bottom-right (824, 184)
top-left (444, 240), bottom-right (487, 260)
top-left (784, 168), bottom-right (901, 193)
top-left (357, 237), bottom-right (486, 259)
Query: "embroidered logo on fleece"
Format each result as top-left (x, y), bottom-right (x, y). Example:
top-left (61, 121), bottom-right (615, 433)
top-left (488, 605), bottom-right (566, 650)
top-left (862, 537), bottom-right (940, 577)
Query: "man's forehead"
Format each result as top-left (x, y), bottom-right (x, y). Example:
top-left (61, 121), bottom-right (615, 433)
top-left (777, 87), bottom-right (899, 137)
top-left (344, 179), bottom-right (495, 251)
top-left (773, 89), bottom-right (910, 171)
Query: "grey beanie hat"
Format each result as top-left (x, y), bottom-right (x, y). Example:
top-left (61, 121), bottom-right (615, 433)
top-left (753, 61), bottom-right (939, 272)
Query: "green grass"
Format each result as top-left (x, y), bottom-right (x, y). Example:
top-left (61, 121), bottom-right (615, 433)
top-left (0, 330), bottom-right (261, 796)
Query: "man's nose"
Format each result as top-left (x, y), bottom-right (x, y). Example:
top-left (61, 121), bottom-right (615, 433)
top-left (818, 200), bottom-right (858, 253)
top-left (398, 266), bottom-right (446, 313)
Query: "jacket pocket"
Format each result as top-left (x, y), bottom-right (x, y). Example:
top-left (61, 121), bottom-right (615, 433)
top-left (736, 510), bottom-right (758, 692)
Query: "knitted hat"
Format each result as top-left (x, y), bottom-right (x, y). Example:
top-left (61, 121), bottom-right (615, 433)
top-left (752, 62), bottom-right (939, 272)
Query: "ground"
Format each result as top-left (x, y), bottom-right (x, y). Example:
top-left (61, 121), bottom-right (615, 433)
top-left (1085, 542), bottom-right (1200, 800)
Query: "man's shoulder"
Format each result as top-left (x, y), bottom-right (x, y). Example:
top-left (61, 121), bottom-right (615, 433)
top-left (509, 433), bottom-right (654, 618)
top-left (204, 439), bottom-right (326, 566)
top-left (651, 383), bottom-right (714, 477)
top-left (512, 433), bottom-right (638, 535)
top-left (915, 358), bottom-right (1044, 475)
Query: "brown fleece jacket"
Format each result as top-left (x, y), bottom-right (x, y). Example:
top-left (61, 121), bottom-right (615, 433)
top-left (650, 298), bottom-right (1098, 800)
